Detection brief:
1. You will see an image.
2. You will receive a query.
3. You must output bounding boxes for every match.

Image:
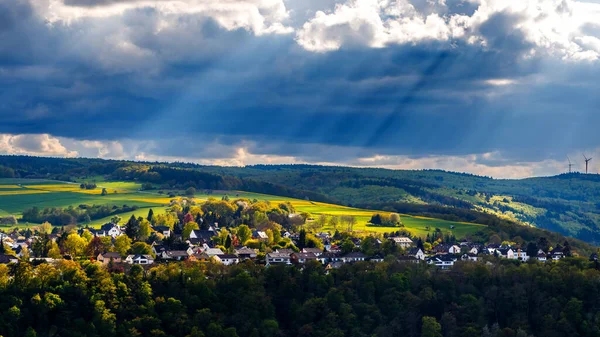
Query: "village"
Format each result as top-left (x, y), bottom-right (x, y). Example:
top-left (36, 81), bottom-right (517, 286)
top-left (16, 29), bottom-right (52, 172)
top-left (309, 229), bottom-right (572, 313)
top-left (0, 220), bottom-right (578, 270)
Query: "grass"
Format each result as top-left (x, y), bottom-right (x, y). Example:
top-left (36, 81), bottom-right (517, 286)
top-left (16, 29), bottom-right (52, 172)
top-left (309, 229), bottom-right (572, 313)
top-left (0, 179), bottom-right (486, 239)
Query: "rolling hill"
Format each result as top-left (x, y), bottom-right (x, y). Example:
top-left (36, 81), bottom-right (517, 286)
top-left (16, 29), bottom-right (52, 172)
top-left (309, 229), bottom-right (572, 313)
top-left (1, 156), bottom-right (599, 246)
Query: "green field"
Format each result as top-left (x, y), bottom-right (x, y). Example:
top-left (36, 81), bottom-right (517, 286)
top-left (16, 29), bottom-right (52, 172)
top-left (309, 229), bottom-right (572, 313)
top-left (0, 179), bottom-right (485, 238)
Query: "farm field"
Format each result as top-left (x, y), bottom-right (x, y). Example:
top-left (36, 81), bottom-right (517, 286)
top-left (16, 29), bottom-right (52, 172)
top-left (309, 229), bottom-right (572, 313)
top-left (0, 179), bottom-right (485, 238)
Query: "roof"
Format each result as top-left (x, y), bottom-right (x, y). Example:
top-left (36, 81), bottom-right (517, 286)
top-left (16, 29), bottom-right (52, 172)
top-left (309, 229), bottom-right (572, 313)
top-left (217, 254), bottom-right (239, 259)
top-left (390, 237), bottom-right (413, 243)
top-left (293, 252), bottom-right (317, 259)
top-left (344, 252), bottom-right (367, 258)
top-left (235, 247), bottom-right (256, 254)
top-left (192, 230), bottom-right (216, 240)
top-left (428, 254), bottom-right (457, 262)
top-left (128, 254), bottom-right (154, 260)
top-left (204, 248), bottom-right (224, 255)
top-left (268, 252), bottom-right (291, 259)
top-left (100, 223), bottom-right (118, 231)
top-left (408, 248), bottom-right (422, 255)
top-left (276, 249), bottom-right (294, 254)
top-left (101, 252), bottom-right (121, 259)
top-left (0, 254), bottom-right (18, 264)
top-left (153, 226), bottom-right (170, 232)
top-left (302, 248), bottom-right (323, 254)
top-left (166, 250), bottom-right (190, 257)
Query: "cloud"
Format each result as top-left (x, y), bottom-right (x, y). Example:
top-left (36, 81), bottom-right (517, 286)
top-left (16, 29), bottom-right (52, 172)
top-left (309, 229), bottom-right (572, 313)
top-left (0, 0), bottom-right (599, 178)
top-left (0, 134), bottom-right (78, 157)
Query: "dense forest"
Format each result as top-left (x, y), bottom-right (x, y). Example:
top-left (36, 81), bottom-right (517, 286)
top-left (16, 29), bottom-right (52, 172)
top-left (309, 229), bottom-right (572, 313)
top-left (2, 156), bottom-right (600, 244)
top-left (1, 258), bottom-right (600, 337)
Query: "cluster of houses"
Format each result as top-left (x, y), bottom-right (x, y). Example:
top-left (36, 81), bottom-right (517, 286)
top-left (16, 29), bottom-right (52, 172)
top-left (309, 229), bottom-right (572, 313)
top-left (0, 223), bottom-right (580, 270)
top-left (425, 242), bottom-right (568, 269)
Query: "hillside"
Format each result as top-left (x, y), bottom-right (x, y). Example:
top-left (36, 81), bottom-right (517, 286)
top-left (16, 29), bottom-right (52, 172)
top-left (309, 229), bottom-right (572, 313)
top-left (0, 178), bottom-right (482, 240)
top-left (0, 156), bottom-right (599, 247)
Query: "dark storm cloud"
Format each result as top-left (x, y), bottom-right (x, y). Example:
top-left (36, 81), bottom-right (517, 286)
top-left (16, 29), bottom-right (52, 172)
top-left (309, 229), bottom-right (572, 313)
top-left (0, 0), bottom-right (599, 165)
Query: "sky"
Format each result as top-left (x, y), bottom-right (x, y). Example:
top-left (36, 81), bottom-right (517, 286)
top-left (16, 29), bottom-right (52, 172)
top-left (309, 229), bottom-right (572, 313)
top-left (1, 0), bottom-right (600, 178)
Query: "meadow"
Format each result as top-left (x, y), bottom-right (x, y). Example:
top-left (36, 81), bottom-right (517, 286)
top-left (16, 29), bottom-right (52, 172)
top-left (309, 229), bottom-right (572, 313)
top-left (0, 179), bottom-right (484, 238)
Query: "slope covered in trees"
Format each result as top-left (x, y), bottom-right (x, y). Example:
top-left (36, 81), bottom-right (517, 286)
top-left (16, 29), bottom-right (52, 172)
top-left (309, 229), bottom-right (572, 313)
top-left (1, 258), bottom-right (600, 337)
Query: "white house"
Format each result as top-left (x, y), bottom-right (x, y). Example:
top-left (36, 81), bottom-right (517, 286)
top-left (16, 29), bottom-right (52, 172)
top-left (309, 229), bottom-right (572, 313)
top-left (153, 226), bottom-right (171, 238)
top-left (96, 223), bottom-right (123, 238)
top-left (389, 237), bottom-right (413, 248)
top-left (427, 255), bottom-right (457, 269)
top-left (408, 248), bottom-right (425, 260)
top-left (266, 252), bottom-right (292, 265)
top-left (125, 254), bottom-right (155, 265)
top-left (342, 252), bottom-right (367, 263)
top-left (215, 254), bottom-right (240, 266)
top-left (302, 248), bottom-right (323, 256)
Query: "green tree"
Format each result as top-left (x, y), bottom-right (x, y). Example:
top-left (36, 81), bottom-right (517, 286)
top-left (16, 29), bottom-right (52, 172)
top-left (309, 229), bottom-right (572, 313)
top-left (131, 242), bottom-right (154, 257)
top-left (138, 219), bottom-right (151, 241)
top-left (421, 316), bottom-right (442, 337)
top-left (147, 208), bottom-right (155, 222)
top-left (236, 225), bottom-right (252, 245)
top-left (101, 188), bottom-right (108, 196)
top-left (64, 233), bottom-right (87, 257)
top-left (114, 235), bottom-right (132, 257)
top-left (186, 187), bottom-right (196, 197)
top-left (125, 215), bottom-right (140, 240)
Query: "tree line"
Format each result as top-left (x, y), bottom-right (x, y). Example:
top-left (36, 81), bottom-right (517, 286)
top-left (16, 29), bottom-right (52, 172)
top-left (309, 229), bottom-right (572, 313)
top-left (1, 257), bottom-right (600, 337)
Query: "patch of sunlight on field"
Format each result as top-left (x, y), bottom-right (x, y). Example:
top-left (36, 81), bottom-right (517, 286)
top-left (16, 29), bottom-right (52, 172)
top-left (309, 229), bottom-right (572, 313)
top-left (129, 196), bottom-right (176, 204)
top-left (25, 184), bottom-right (81, 192)
top-left (0, 190), bottom-right (50, 195)
top-left (100, 181), bottom-right (142, 191)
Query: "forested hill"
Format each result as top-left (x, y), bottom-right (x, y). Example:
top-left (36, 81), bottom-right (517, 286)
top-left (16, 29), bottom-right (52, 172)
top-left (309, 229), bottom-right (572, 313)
top-left (1, 156), bottom-right (600, 244)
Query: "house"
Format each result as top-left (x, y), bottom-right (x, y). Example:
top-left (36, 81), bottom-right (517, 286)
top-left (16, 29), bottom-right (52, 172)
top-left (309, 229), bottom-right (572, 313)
top-left (514, 249), bottom-right (529, 261)
top-left (0, 254), bottom-right (18, 264)
top-left (235, 247), bottom-right (257, 260)
top-left (189, 229), bottom-right (216, 244)
top-left (435, 244), bottom-right (461, 254)
top-left (215, 254), bottom-right (240, 266)
top-left (161, 250), bottom-right (191, 261)
top-left (369, 254), bottom-right (385, 263)
top-left (325, 261), bottom-right (344, 272)
top-left (97, 252), bottom-right (122, 264)
top-left (190, 252), bottom-right (212, 263)
top-left (253, 231), bottom-right (269, 241)
top-left (153, 226), bottom-right (171, 238)
top-left (290, 252), bottom-right (318, 264)
top-left (327, 245), bottom-right (342, 253)
top-left (152, 244), bottom-right (167, 256)
top-left (266, 252), bottom-right (292, 265)
top-left (427, 255), bottom-right (457, 269)
top-left (389, 237), bottom-right (413, 248)
top-left (275, 249), bottom-right (295, 255)
top-left (342, 252), bottom-right (367, 263)
top-left (397, 255), bottom-right (419, 263)
top-left (97, 223), bottom-right (123, 238)
top-left (461, 253), bottom-right (478, 262)
top-left (204, 248), bottom-right (224, 257)
top-left (408, 248), bottom-right (425, 260)
top-left (125, 254), bottom-right (154, 265)
top-left (550, 248), bottom-right (564, 260)
top-left (497, 248), bottom-right (515, 259)
top-left (537, 252), bottom-right (547, 262)
top-left (302, 248), bottom-right (323, 256)
top-left (317, 252), bottom-right (341, 264)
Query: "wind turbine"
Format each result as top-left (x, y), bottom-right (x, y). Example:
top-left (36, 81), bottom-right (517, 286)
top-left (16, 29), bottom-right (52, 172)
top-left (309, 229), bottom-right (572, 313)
top-left (583, 154), bottom-right (592, 174)
top-left (567, 156), bottom-right (573, 174)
